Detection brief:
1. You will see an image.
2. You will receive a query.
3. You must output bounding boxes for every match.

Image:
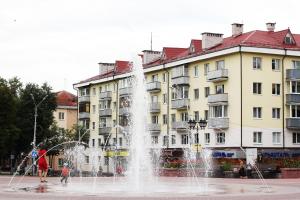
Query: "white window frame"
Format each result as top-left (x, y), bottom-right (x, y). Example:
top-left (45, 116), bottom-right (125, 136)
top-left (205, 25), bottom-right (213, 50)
top-left (216, 132), bottom-right (225, 144)
top-left (253, 107), bottom-right (262, 119)
top-left (272, 59), bottom-right (280, 71)
top-left (293, 132), bottom-right (300, 144)
top-left (194, 65), bottom-right (199, 77)
top-left (204, 63), bottom-right (209, 75)
top-left (272, 83), bottom-right (281, 95)
top-left (253, 131), bottom-right (262, 144)
top-left (194, 89), bottom-right (199, 100)
top-left (253, 57), bottom-right (262, 69)
top-left (59, 112), bottom-right (65, 120)
top-left (272, 108), bottom-right (280, 119)
top-left (272, 132), bottom-right (281, 144)
top-left (205, 133), bottom-right (210, 144)
top-left (253, 82), bottom-right (262, 94)
top-left (293, 60), bottom-right (300, 69)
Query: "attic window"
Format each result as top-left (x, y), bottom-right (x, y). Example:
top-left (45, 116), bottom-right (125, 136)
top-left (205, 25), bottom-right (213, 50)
top-left (285, 36), bottom-right (294, 44)
top-left (190, 45), bottom-right (195, 53)
top-left (162, 53), bottom-right (166, 59)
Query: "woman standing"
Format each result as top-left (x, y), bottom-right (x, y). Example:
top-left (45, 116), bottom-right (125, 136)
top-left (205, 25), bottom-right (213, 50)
top-left (38, 144), bottom-right (48, 183)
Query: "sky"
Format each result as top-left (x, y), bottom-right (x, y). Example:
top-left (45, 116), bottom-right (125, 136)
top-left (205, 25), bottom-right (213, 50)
top-left (1, 0), bottom-right (300, 94)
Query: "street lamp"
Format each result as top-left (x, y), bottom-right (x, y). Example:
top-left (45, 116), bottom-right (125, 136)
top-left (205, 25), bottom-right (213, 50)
top-left (30, 93), bottom-right (48, 176)
top-left (188, 119), bottom-right (207, 160)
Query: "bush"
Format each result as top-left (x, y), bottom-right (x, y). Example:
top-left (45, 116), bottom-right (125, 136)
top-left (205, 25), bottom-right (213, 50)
top-left (283, 159), bottom-right (300, 168)
top-left (221, 162), bottom-right (232, 171)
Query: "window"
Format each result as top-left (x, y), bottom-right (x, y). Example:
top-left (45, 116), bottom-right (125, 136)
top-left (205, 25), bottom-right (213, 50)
top-left (181, 112), bottom-right (188, 121)
top-left (205, 133), bottom-right (210, 144)
top-left (151, 95), bottom-right (158, 103)
top-left (151, 74), bottom-right (158, 82)
top-left (216, 60), bottom-right (225, 70)
top-left (177, 86), bottom-right (189, 99)
top-left (272, 108), bottom-right (280, 119)
top-left (104, 157), bottom-right (109, 165)
top-left (152, 136), bottom-right (158, 144)
top-left (171, 88), bottom-right (177, 100)
top-left (210, 105), bottom-right (228, 118)
top-left (85, 156), bottom-right (89, 164)
top-left (205, 87), bottom-right (210, 97)
top-left (151, 115), bottom-right (158, 124)
top-left (59, 112), bottom-right (64, 120)
top-left (92, 139), bottom-right (95, 147)
top-left (285, 36), bottom-right (293, 44)
top-left (92, 88), bottom-right (96, 96)
top-left (292, 61), bottom-right (300, 69)
top-left (119, 138), bottom-right (123, 146)
top-left (171, 65), bottom-right (188, 78)
top-left (253, 132), bottom-right (262, 144)
top-left (162, 73), bottom-right (167, 83)
top-left (181, 134), bottom-right (189, 144)
top-left (194, 133), bottom-right (199, 144)
top-left (272, 84), bottom-right (280, 95)
top-left (194, 111), bottom-right (199, 121)
top-left (163, 93), bottom-right (167, 104)
top-left (113, 138), bottom-right (117, 145)
top-left (215, 85), bottom-right (224, 94)
top-left (216, 132), bottom-right (225, 144)
top-left (253, 107), bottom-right (262, 119)
top-left (163, 136), bottom-right (169, 146)
top-left (253, 57), bottom-right (262, 69)
top-left (99, 87), bottom-right (102, 93)
top-left (194, 65), bottom-right (199, 77)
top-left (92, 122), bottom-right (95, 130)
top-left (272, 59), bottom-right (280, 71)
top-left (194, 89), bottom-right (199, 100)
top-left (272, 132), bottom-right (281, 144)
top-left (291, 105), bottom-right (300, 118)
top-left (291, 81), bottom-right (300, 93)
top-left (204, 110), bottom-right (208, 120)
top-left (293, 133), bottom-right (300, 144)
top-left (163, 114), bottom-right (168, 124)
top-left (171, 114), bottom-right (176, 122)
top-left (98, 138), bottom-right (102, 147)
top-left (171, 135), bottom-right (176, 145)
top-left (253, 82), bottom-right (262, 94)
top-left (92, 105), bottom-right (96, 114)
top-left (204, 63), bottom-right (209, 75)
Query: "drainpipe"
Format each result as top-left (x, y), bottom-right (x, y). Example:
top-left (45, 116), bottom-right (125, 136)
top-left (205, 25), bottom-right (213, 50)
top-left (163, 65), bottom-right (170, 149)
top-left (282, 49), bottom-right (287, 149)
top-left (239, 45), bottom-right (243, 148)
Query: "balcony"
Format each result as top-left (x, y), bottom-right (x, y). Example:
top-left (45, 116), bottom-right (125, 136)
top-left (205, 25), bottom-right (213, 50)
top-left (171, 98), bottom-right (190, 110)
top-left (119, 107), bottom-right (130, 116)
top-left (171, 76), bottom-right (190, 86)
top-left (99, 91), bottom-right (112, 99)
top-left (99, 108), bottom-right (112, 117)
top-left (147, 124), bottom-right (161, 133)
top-left (146, 81), bottom-right (161, 92)
top-left (78, 95), bottom-right (90, 102)
top-left (99, 126), bottom-right (112, 135)
top-left (208, 93), bottom-right (228, 104)
top-left (118, 126), bottom-right (130, 134)
top-left (208, 118), bottom-right (229, 129)
top-left (207, 69), bottom-right (228, 82)
top-left (286, 94), bottom-right (300, 104)
top-left (119, 87), bottom-right (132, 96)
top-left (149, 102), bottom-right (161, 113)
top-left (79, 112), bottom-right (90, 119)
top-left (286, 118), bottom-right (300, 129)
top-left (286, 69), bottom-right (300, 80)
top-left (171, 121), bottom-right (188, 130)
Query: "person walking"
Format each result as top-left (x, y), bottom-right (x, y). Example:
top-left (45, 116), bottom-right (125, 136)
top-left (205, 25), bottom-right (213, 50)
top-left (38, 144), bottom-right (48, 183)
top-left (61, 163), bottom-right (70, 184)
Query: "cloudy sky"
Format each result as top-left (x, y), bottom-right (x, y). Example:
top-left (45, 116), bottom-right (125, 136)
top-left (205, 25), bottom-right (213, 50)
top-left (1, 0), bottom-right (300, 93)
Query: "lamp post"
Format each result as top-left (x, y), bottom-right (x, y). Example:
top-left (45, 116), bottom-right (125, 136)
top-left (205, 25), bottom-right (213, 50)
top-left (30, 93), bottom-right (48, 176)
top-left (188, 119), bottom-right (207, 160)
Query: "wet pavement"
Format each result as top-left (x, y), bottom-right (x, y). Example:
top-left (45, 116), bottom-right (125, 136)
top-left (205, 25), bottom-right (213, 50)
top-left (1, 176), bottom-right (300, 200)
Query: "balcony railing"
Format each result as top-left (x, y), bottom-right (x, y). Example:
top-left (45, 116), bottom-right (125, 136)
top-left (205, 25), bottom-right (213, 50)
top-left (78, 95), bottom-right (90, 102)
top-left (146, 81), bottom-right (161, 92)
top-left (207, 69), bottom-right (228, 82)
top-left (286, 118), bottom-right (300, 129)
top-left (286, 69), bottom-right (300, 80)
top-left (286, 94), bottom-right (300, 104)
top-left (208, 93), bottom-right (228, 104)
top-left (149, 102), bottom-right (161, 113)
top-left (171, 76), bottom-right (190, 85)
top-left (99, 91), bottom-right (112, 99)
top-left (119, 107), bottom-right (130, 116)
top-left (147, 123), bottom-right (161, 132)
top-left (208, 118), bottom-right (229, 129)
top-left (171, 98), bottom-right (190, 110)
top-left (79, 112), bottom-right (90, 119)
top-left (99, 108), bottom-right (112, 117)
top-left (171, 121), bottom-right (188, 130)
top-left (119, 87), bottom-right (132, 96)
top-left (99, 126), bottom-right (112, 135)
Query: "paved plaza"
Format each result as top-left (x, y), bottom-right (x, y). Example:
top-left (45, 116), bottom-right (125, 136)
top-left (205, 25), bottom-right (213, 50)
top-left (0, 176), bottom-right (300, 200)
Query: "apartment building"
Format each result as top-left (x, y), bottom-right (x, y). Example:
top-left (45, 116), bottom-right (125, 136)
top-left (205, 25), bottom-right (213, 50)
top-left (74, 23), bottom-right (300, 172)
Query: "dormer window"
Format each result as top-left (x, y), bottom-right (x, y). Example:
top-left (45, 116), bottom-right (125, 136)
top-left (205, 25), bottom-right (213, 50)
top-left (284, 33), bottom-right (294, 45)
top-left (190, 45), bottom-right (195, 53)
top-left (162, 53), bottom-right (166, 60)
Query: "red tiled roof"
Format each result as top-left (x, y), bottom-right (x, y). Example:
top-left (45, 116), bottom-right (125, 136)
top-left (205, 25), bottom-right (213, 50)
top-left (114, 60), bottom-right (132, 75)
top-left (56, 90), bottom-right (77, 107)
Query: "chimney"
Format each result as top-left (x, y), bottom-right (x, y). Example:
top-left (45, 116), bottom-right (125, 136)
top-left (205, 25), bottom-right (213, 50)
top-left (98, 62), bottom-right (115, 75)
top-left (142, 50), bottom-right (161, 65)
top-left (232, 23), bottom-right (244, 36)
top-left (201, 32), bottom-right (223, 50)
top-left (266, 22), bottom-right (276, 32)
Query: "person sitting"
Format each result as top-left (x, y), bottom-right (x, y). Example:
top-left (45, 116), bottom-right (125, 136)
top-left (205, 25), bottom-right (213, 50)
top-left (238, 160), bottom-right (247, 179)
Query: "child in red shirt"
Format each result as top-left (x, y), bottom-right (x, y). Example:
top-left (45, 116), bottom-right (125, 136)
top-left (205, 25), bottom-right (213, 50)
top-left (61, 163), bottom-right (70, 184)
top-left (38, 145), bottom-right (48, 183)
